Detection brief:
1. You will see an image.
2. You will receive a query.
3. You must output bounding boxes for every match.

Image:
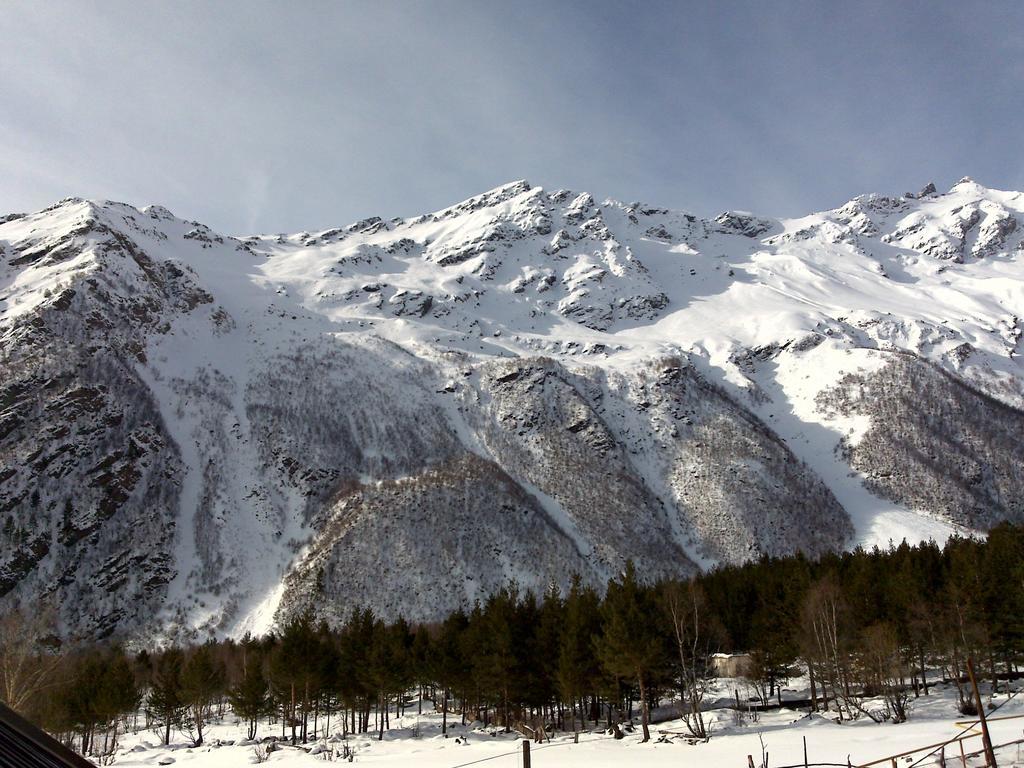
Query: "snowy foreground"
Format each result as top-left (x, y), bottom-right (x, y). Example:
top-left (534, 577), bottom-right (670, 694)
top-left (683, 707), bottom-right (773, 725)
top-left (107, 678), bottom-right (1024, 768)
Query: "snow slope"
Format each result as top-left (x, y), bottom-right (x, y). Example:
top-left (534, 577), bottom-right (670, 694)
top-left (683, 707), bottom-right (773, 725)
top-left (2, 178), bottom-right (1024, 640)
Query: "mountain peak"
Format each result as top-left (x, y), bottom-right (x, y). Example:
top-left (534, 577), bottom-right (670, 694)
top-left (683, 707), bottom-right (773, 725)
top-left (905, 182), bottom-right (937, 199)
top-left (424, 180), bottom-right (536, 221)
top-left (950, 175), bottom-right (984, 192)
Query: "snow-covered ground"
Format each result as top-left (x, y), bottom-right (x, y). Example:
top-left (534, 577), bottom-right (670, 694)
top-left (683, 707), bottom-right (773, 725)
top-left (106, 679), bottom-right (1024, 768)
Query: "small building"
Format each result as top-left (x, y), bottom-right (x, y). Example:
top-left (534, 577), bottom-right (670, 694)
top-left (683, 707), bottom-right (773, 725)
top-left (710, 652), bottom-right (753, 678)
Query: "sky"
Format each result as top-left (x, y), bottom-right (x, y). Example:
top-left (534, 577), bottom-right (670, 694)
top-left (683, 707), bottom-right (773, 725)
top-left (2, 0), bottom-right (1023, 235)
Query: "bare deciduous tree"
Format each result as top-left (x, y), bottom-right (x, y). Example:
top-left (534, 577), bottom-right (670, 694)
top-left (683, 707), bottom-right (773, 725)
top-left (0, 606), bottom-right (63, 715)
top-left (664, 580), bottom-right (717, 740)
top-left (857, 622), bottom-right (910, 723)
top-left (801, 578), bottom-right (859, 721)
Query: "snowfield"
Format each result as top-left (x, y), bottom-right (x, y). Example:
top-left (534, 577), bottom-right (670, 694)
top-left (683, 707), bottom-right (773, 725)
top-left (107, 678), bottom-right (1024, 768)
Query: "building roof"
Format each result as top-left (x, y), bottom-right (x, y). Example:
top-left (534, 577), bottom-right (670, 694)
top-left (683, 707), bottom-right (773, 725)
top-left (0, 700), bottom-right (96, 768)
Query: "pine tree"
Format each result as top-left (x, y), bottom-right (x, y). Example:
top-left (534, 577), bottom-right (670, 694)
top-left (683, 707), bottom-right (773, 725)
top-left (410, 624), bottom-right (432, 715)
top-left (980, 523), bottom-right (1024, 686)
top-left (146, 648), bottom-right (187, 746)
top-left (227, 652), bottom-right (272, 740)
top-left (312, 622), bottom-right (342, 741)
top-left (336, 607), bottom-right (376, 736)
top-left (597, 562), bottom-right (663, 742)
top-left (92, 649), bottom-right (141, 755)
top-left (56, 651), bottom-right (104, 755)
top-left (271, 612), bottom-right (327, 743)
top-left (180, 644), bottom-right (225, 746)
top-left (474, 587), bottom-right (518, 732)
top-left (434, 609), bottom-right (468, 736)
top-left (557, 575), bottom-right (600, 731)
top-left (530, 583), bottom-right (562, 718)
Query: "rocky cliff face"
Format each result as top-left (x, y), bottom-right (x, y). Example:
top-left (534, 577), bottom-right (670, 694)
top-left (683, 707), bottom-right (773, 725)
top-left (819, 353), bottom-right (1024, 528)
top-left (2, 178), bottom-right (1023, 641)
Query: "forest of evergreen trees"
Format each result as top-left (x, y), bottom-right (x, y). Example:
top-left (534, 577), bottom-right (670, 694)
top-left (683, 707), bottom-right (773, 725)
top-left (2, 525), bottom-right (1023, 760)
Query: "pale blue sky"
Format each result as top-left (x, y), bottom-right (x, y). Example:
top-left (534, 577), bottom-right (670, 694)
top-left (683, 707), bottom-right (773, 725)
top-left (2, 0), bottom-right (1022, 233)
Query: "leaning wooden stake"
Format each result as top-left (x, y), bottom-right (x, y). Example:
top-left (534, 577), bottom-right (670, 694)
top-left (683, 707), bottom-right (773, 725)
top-left (522, 739), bottom-right (531, 768)
top-left (967, 657), bottom-right (997, 767)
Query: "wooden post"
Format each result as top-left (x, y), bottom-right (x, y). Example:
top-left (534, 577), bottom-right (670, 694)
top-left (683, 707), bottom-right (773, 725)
top-left (803, 736), bottom-right (809, 768)
top-left (523, 739), bottom-right (531, 768)
top-left (959, 737), bottom-right (967, 768)
top-left (967, 657), bottom-right (997, 767)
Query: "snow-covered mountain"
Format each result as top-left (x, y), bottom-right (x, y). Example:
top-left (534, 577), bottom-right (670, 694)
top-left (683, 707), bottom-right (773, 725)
top-left (2, 177), bottom-right (1024, 641)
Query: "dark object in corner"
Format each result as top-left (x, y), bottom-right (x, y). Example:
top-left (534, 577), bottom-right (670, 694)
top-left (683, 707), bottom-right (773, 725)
top-left (0, 700), bottom-right (96, 768)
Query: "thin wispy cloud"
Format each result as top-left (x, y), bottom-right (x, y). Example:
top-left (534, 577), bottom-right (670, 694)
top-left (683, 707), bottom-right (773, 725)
top-left (1, 0), bottom-right (1022, 233)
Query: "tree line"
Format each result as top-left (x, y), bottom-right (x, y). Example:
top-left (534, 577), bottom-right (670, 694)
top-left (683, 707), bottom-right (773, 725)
top-left (2, 524), bottom-right (1023, 759)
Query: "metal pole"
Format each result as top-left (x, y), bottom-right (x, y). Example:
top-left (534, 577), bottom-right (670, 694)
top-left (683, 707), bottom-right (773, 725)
top-left (967, 657), bottom-right (997, 767)
top-left (522, 738), bottom-right (531, 768)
